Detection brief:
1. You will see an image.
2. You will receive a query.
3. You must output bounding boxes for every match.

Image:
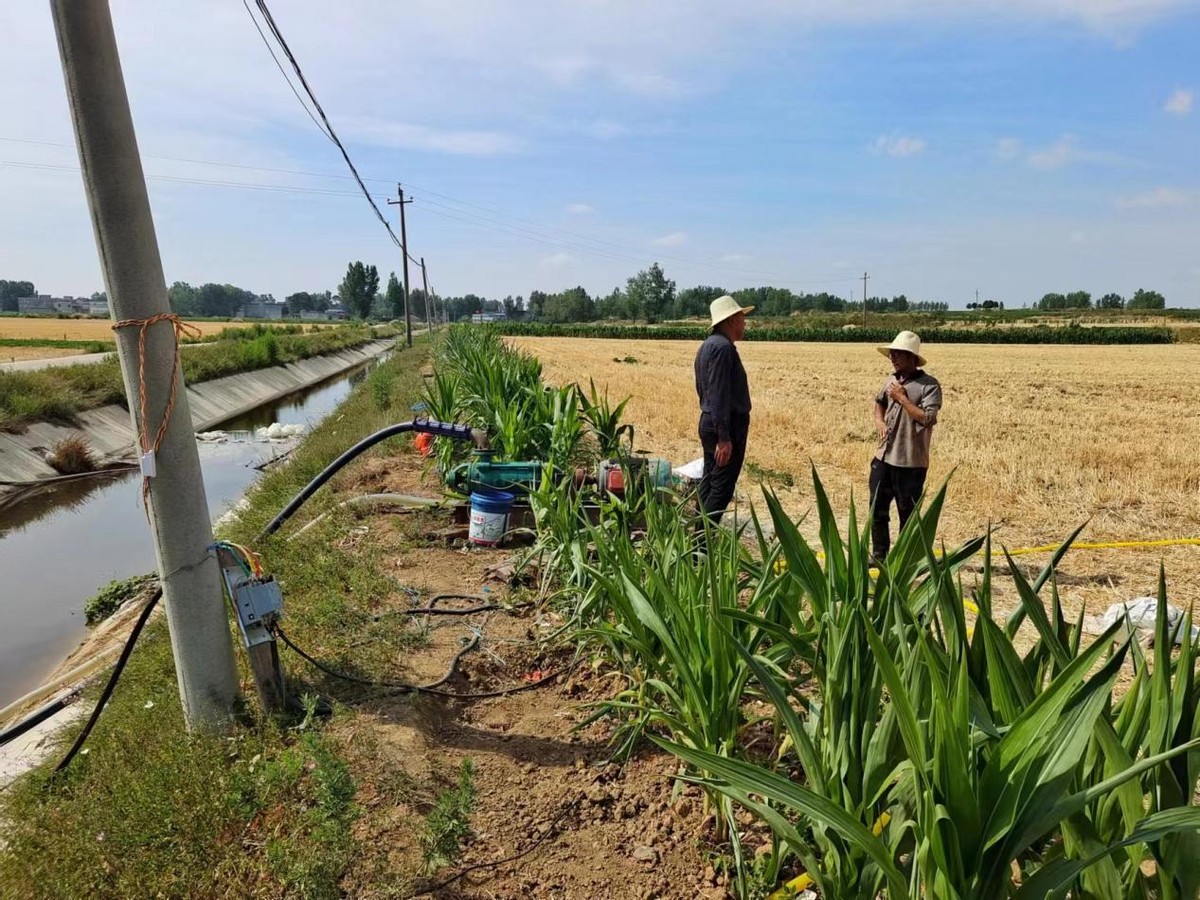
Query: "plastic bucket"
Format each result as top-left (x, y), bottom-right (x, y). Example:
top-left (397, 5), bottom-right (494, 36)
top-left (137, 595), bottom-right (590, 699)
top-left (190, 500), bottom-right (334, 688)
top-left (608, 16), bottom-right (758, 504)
top-left (468, 488), bottom-right (514, 546)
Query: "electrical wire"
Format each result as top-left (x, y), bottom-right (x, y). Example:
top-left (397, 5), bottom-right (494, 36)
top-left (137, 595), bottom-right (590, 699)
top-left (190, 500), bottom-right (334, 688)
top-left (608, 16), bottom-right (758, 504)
top-left (54, 587), bottom-right (162, 774)
top-left (273, 623), bottom-right (570, 700)
top-left (248, 0), bottom-right (406, 253)
top-left (241, 0), bottom-right (331, 141)
top-left (0, 135), bottom-right (856, 287)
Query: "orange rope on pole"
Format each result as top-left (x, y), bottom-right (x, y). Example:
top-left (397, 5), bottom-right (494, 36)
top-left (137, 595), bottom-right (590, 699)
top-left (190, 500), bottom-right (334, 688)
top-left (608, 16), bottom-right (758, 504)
top-left (111, 313), bottom-right (201, 506)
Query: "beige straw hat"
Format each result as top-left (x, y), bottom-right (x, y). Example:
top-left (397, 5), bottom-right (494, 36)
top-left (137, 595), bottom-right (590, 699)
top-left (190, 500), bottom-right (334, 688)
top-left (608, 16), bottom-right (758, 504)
top-left (709, 295), bottom-right (754, 328)
top-left (877, 330), bottom-right (927, 367)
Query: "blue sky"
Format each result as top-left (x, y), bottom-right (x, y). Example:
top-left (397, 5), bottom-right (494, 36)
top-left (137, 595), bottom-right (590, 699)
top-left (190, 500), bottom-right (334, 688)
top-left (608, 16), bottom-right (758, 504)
top-left (1, 1), bottom-right (1197, 307)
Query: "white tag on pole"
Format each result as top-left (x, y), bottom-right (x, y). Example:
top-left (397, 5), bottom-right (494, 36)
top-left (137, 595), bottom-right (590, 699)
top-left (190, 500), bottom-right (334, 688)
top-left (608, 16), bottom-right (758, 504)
top-left (140, 450), bottom-right (157, 478)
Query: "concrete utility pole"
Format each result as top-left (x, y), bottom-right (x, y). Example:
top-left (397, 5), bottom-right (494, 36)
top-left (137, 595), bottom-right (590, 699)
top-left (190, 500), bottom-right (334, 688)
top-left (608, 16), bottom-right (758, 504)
top-left (420, 257), bottom-right (433, 334)
top-left (387, 185), bottom-right (414, 348)
top-left (51, 0), bottom-right (238, 730)
top-left (862, 272), bottom-right (870, 327)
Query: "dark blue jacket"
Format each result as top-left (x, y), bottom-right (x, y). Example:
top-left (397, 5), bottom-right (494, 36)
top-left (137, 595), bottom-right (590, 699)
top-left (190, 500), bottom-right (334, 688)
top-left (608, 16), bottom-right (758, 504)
top-left (694, 332), bottom-right (751, 442)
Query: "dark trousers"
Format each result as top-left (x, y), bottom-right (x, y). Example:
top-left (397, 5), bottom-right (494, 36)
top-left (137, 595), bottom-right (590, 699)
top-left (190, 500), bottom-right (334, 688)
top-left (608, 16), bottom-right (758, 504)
top-left (698, 413), bottom-right (749, 526)
top-left (869, 458), bottom-right (927, 560)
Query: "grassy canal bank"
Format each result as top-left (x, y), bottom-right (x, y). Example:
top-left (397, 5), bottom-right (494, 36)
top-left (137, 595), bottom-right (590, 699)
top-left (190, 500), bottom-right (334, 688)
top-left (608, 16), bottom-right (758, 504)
top-left (0, 323), bottom-right (396, 433)
top-left (0, 337), bottom-right (445, 898)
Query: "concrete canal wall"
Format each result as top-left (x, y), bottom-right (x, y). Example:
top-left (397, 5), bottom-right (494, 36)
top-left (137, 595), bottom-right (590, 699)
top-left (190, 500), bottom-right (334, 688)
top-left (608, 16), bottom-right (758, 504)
top-left (0, 339), bottom-right (393, 508)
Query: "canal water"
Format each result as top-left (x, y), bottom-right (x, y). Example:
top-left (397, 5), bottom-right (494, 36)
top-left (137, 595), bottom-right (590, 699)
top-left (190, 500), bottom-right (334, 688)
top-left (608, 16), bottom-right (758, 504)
top-left (0, 365), bottom-right (372, 709)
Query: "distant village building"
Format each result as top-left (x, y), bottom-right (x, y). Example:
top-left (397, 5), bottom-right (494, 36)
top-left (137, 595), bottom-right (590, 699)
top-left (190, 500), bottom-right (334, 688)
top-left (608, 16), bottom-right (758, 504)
top-left (17, 294), bottom-right (96, 316)
top-left (237, 300), bottom-right (285, 320)
top-left (470, 312), bottom-right (506, 323)
top-left (88, 299), bottom-right (110, 317)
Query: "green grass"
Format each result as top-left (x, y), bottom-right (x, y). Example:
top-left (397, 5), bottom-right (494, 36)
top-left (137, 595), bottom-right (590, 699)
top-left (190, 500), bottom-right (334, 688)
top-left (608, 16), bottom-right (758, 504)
top-left (0, 338), bottom-right (435, 900)
top-left (0, 324), bottom-right (390, 432)
top-left (420, 758), bottom-right (478, 874)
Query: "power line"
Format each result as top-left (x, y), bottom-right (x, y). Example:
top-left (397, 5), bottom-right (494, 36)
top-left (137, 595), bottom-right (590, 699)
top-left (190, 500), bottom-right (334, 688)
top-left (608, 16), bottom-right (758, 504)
top-left (0, 134), bottom-right (856, 289)
top-left (241, 0), bottom-right (331, 141)
top-left (246, 0), bottom-right (405, 252)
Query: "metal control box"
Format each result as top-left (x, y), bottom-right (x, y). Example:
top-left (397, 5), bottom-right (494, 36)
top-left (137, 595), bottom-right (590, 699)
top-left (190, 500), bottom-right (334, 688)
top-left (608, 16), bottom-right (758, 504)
top-left (236, 577), bottom-right (283, 625)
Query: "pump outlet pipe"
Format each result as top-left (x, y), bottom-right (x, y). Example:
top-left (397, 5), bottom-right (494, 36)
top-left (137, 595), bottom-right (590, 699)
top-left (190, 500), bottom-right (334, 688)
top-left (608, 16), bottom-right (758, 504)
top-left (259, 419), bottom-right (487, 538)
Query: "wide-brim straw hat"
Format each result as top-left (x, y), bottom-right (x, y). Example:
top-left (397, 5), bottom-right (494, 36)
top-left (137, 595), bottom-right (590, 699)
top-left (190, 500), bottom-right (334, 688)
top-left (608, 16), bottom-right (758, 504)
top-left (710, 295), bottom-right (754, 328)
top-left (878, 330), bottom-right (927, 367)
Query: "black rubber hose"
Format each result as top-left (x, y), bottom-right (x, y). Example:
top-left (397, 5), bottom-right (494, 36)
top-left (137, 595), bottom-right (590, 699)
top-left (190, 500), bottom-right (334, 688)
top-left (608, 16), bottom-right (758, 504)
top-left (55, 587), bottom-right (162, 774)
top-left (0, 691), bottom-right (79, 749)
top-left (259, 419), bottom-right (482, 538)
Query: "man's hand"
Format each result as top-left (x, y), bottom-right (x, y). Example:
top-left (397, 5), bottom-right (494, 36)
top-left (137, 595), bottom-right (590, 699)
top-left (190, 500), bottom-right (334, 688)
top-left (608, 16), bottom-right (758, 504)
top-left (715, 440), bottom-right (733, 467)
top-left (875, 421), bottom-right (888, 442)
top-left (886, 381), bottom-right (908, 404)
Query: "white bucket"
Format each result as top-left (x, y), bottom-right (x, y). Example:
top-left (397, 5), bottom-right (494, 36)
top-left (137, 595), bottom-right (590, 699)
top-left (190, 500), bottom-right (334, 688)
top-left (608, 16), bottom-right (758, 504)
top-left (468, 489), bottom-right (513, 546)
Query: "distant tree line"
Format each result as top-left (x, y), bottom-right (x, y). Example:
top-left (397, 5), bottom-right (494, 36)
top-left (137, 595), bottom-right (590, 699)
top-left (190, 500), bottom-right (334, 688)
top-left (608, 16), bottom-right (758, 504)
top-left (0, 280), bottom-right (36, 312)
top-left (1036, 289), bottom-right (1166, 311)
top-left (1, 267), bottom-right (1176, 321)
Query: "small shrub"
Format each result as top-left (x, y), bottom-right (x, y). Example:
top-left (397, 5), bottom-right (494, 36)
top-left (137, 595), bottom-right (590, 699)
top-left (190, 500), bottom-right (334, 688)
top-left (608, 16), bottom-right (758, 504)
top-left (46, 435), bottom-right (97, 474)
top-left (84, 573), bottom-right (156, 625)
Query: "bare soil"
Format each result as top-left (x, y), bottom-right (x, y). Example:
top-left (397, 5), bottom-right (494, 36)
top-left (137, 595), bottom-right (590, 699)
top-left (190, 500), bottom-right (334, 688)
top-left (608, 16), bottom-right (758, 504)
top-left (311, 449), bottom-right (734, 898)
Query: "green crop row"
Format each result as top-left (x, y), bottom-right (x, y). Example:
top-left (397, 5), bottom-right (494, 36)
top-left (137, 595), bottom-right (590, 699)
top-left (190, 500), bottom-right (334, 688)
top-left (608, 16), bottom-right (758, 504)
top-left (487, 321), bottom-right (1175, 345)
top-left (526, 469), bottom-right (1200, 898)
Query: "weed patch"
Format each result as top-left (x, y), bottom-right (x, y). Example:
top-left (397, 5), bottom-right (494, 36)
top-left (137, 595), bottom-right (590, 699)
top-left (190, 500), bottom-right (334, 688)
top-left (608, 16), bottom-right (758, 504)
top-left (420, 758), bottom-right (477, 873)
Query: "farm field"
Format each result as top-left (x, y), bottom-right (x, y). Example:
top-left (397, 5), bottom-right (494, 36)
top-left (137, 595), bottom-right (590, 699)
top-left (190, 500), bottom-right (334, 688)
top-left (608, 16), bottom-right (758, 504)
top-left (513, 336), bottom-right (1200, 622)
top-left (0, 317), bottom-right (334, 342)
top-left (0, 346), bottom-right (87, 363)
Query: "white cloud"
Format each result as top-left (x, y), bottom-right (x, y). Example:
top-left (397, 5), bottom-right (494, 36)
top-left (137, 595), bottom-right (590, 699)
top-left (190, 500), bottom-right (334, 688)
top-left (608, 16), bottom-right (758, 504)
top-left (586, 119), bottom-right (628, 140)
top-left (999, 134), bottom-right (1119, 170)
top-left (1116, 187), bottom-right (1200, 209)
top-left (721, 253), bottom-right (749, 262)
top-left (540, 252), bottom-right (573, 268)
top-left (995, 137), bottom-right (1023, 160)
top-left (653, 231), bottom-right (688, 247)
top-left (339, 117), bottom-right (523, 156)
top-left (565, 203), bottom-right (594, 215)
top-left (1164, 88), bottom-right (1193, 115)
top-left (1028, 135), bottom-right (1078, 169)
top-left (871, 134), bottom-right (927, 157)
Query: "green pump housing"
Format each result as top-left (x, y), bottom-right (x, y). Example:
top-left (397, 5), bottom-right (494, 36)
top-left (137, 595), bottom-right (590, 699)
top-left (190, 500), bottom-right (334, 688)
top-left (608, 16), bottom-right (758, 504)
top-left (446, 450), bottom-right (545, 495)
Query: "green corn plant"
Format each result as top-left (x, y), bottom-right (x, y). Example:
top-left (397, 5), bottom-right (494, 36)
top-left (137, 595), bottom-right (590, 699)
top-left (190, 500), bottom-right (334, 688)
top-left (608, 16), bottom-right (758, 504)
top-left (579, 496), bottom-right (794, 894)
top-left (579, 377), bottom-right (634, 457)
top-left (658, 478), bottom-right (1200, 899)
top-left (543, 383), bottom-right (586, 472)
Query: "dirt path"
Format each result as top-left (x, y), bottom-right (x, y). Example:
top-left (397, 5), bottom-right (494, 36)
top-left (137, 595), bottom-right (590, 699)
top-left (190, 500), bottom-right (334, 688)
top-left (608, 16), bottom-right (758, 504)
top-left (318, 458), bottom-right (732, 899)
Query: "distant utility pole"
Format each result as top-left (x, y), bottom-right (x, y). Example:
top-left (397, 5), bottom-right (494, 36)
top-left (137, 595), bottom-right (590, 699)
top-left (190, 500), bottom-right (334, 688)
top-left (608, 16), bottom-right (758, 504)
top-left (387, 185), bottom-right (413, 348)
top-left (51, 0), bottom-right (238, 730)
top-left (862, 272), bottom-right (870, 327)
top-left (976, 289), bottom-right (980, 307)
top-left (420, 257), bottom-right (433, 334)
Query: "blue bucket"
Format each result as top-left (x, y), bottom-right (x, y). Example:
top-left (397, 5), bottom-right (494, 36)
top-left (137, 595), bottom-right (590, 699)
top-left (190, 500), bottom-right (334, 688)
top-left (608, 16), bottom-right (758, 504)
top-left (468, 488), bottom-right (514, 546)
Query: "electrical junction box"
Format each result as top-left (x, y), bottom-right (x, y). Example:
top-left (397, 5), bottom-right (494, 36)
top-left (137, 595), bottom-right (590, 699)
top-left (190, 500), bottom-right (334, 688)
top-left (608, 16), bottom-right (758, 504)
top-left (220, 567), bottom-right (284, 648)
top-left (236, 577), bottom-right (283, 625)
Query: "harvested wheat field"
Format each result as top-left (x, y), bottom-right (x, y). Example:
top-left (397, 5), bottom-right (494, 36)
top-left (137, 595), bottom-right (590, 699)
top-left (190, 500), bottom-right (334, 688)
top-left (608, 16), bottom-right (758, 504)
top-left (0, 346), bottom-right (88, 362)
top-left (0, 316), bottom-right (332, 342)
top-left (514, 336), bottom-right (1200, 622)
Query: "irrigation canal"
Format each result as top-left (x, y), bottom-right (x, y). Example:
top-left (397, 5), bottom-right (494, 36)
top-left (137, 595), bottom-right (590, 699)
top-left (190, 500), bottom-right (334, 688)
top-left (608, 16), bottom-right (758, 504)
top-left (0, 361), bottom-right (378, 709)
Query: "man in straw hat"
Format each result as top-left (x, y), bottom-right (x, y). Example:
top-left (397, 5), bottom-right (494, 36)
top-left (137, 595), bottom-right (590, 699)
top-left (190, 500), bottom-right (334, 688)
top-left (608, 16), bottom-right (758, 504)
top-left (694, 294), bottom-right (754, 525)
top-left (870, 330), bottom-right (942, 563)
